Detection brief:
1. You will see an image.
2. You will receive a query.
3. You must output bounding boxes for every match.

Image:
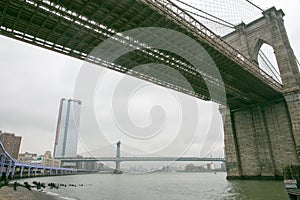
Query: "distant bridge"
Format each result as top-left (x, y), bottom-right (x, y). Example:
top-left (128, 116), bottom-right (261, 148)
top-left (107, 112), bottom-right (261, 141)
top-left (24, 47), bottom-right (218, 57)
top-left (58, 141), bottom-right (226, 173)
top-left (58, 156), bottom-right (226, 162)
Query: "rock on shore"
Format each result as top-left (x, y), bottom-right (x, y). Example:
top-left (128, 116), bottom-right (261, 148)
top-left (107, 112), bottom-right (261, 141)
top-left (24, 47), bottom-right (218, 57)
top-left (0, 186), bottom-right (59, 200)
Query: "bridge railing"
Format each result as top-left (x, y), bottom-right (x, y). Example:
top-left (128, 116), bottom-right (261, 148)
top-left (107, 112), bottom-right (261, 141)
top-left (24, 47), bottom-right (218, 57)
top-left (144, 0), bottom-right (283, 92)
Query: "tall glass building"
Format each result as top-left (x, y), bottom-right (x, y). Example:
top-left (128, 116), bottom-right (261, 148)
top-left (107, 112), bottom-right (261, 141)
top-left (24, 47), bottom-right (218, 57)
top-left (54, 98), bottom-right (81, 158)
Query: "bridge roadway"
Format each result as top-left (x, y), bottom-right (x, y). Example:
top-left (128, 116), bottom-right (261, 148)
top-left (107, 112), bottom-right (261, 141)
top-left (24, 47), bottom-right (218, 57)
top-left (0, 0), bottom-right (283, 109)
top-left (58, 157), bottom-right (226, 162)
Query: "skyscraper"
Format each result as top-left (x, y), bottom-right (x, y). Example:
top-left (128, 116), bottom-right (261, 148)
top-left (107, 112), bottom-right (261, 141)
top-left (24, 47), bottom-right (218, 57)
top-left (0, 131), bottom-right (22, 160)
top-left (54, 98), bottom-right (81, 158)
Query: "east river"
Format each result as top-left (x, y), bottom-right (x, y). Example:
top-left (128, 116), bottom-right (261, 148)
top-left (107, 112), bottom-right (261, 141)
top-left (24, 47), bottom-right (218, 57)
top-left (25, 172), bottom-right (289, 200)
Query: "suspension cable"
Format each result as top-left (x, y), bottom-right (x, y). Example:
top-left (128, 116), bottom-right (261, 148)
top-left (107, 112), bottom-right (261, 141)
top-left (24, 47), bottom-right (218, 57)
top-left (258, 57), bottom-right (280, 83)
top-left (77, 143), bottom-right (114, 156)
top-left (295, 55), bottom-right (300, 66)
top-left (258, 51), bottom-right (281, 83)
top-left (184, 9), bottom-right (235, 29)
top-left (172, 0), bottom-right (236, 28)
top-left (259, 51), bottom-right (281, 76)
top-left (76, 135), bottom-right (94, 157)
top-left (245, 0), bottom-right (264, 12)
top-left (200, 132), bottom-right (223, 158)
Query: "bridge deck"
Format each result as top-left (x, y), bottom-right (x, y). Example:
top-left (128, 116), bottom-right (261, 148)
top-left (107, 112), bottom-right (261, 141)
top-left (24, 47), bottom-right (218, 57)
top-left (59, 157), bottom-right (226, 162)
top-left (0, 0), bottom-right (283, 108)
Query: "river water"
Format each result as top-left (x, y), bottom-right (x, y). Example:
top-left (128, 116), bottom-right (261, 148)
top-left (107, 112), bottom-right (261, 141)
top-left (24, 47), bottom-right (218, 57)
top-left (25, 172), bottom-right (289, 200)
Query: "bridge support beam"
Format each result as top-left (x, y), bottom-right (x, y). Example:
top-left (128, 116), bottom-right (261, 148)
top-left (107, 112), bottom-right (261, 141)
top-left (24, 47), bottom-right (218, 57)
top-left (11, 165), bottom-right (16, 178)
top-left (219, 107), bottom-right (242, 177)
top-left (20, 167), bottom-right (24, 178)
top-left (28, 168), bottom-right (31, 177)
top-left (0, 155), bottom-right (6, 175)
top-left (5, 160), bottom-right (12, 178)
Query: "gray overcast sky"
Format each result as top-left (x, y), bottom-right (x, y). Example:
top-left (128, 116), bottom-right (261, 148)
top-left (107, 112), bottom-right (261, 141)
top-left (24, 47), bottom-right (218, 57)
top-left (0, 0), bottom-right (299, 160)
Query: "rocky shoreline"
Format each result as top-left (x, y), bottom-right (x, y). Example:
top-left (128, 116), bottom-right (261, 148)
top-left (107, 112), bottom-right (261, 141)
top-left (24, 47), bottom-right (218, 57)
top-left (0, 186), bottom-right (59, 200)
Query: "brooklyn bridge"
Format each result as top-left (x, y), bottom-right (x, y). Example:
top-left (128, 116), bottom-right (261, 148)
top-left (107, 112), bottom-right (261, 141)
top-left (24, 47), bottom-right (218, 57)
top-left (0, 0), bottom-right (299, 179)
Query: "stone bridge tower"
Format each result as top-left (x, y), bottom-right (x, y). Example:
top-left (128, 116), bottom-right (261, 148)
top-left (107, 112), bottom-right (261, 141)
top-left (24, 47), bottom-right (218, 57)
top-left (220, 7), bottom-right (300, 179)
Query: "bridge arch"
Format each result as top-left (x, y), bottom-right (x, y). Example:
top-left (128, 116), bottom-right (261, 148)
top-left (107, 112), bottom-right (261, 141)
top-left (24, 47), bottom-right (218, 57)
top-left (223, 7), bottom-right (299, 92)
top-left (251, 38), bottom-right (272, 63)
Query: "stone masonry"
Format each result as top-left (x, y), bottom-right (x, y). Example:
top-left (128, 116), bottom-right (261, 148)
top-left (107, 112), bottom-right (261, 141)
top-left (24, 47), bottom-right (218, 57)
top-left (220, 7), bottom-right (300, 179)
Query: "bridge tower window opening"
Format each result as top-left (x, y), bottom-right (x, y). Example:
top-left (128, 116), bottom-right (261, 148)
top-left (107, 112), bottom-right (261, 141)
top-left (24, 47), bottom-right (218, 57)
top-left (257, 43), bottom-right (282, 84)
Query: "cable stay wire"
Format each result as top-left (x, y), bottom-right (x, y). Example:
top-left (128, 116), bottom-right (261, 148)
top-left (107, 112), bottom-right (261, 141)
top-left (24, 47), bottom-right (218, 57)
top-left (258, 50), bottom-right (281, 83)
top-left (77, 138), bottom-right (94, 157)
top-left (200, 132), bottom-right (224, 158)
top-left (171, 0), bottom-right (236, 28)
top-left (121, 143), bottom-right (165, 156)
top-left (121, 143), bottom-right (191, 158)
top-left (77, 143), bottom-right (115, 156)
top-left (212, 146), bottom-right (226, 158)
top-left (245, 0), bottom-right (264, 12)
top-left (295, 55), bottom-right (300, 67)
top-left (259, 50), bottom-right (281, 76)
top-left (183, 9), bottom-right (235, 29)
top-left (258, 56), bottom-right (281, 83)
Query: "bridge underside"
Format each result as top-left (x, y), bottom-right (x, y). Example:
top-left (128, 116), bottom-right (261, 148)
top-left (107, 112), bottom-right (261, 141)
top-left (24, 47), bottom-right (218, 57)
top-left (0, 0), bottom-right (283, 109)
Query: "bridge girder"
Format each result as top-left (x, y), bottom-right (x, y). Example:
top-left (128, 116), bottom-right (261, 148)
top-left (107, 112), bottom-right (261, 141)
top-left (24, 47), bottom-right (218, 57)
top-left (0, 0), bottom-right (283, 109)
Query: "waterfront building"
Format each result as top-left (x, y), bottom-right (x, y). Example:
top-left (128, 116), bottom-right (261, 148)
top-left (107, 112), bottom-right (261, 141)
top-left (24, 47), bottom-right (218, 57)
top-left (41, 151), bottom-right (61, 167)
top-left (44, 150), bottom-right (52, 158)
top-left (60, 155), bottom-right (103, 171)
top-left (207, 162), bottom-right (215, 170)
top-left (80, 161), bottom-right (104, 171)
top-left (19, 152), bottom-right (38, 162)
top-left (185, 163), bottom-right (205, 172)
top-left (0, 131), bottom-right (22, 159)
top-left (29, 151), bottom-right (61, 167)
top-left (53, 98), bottom-right (81, 158)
